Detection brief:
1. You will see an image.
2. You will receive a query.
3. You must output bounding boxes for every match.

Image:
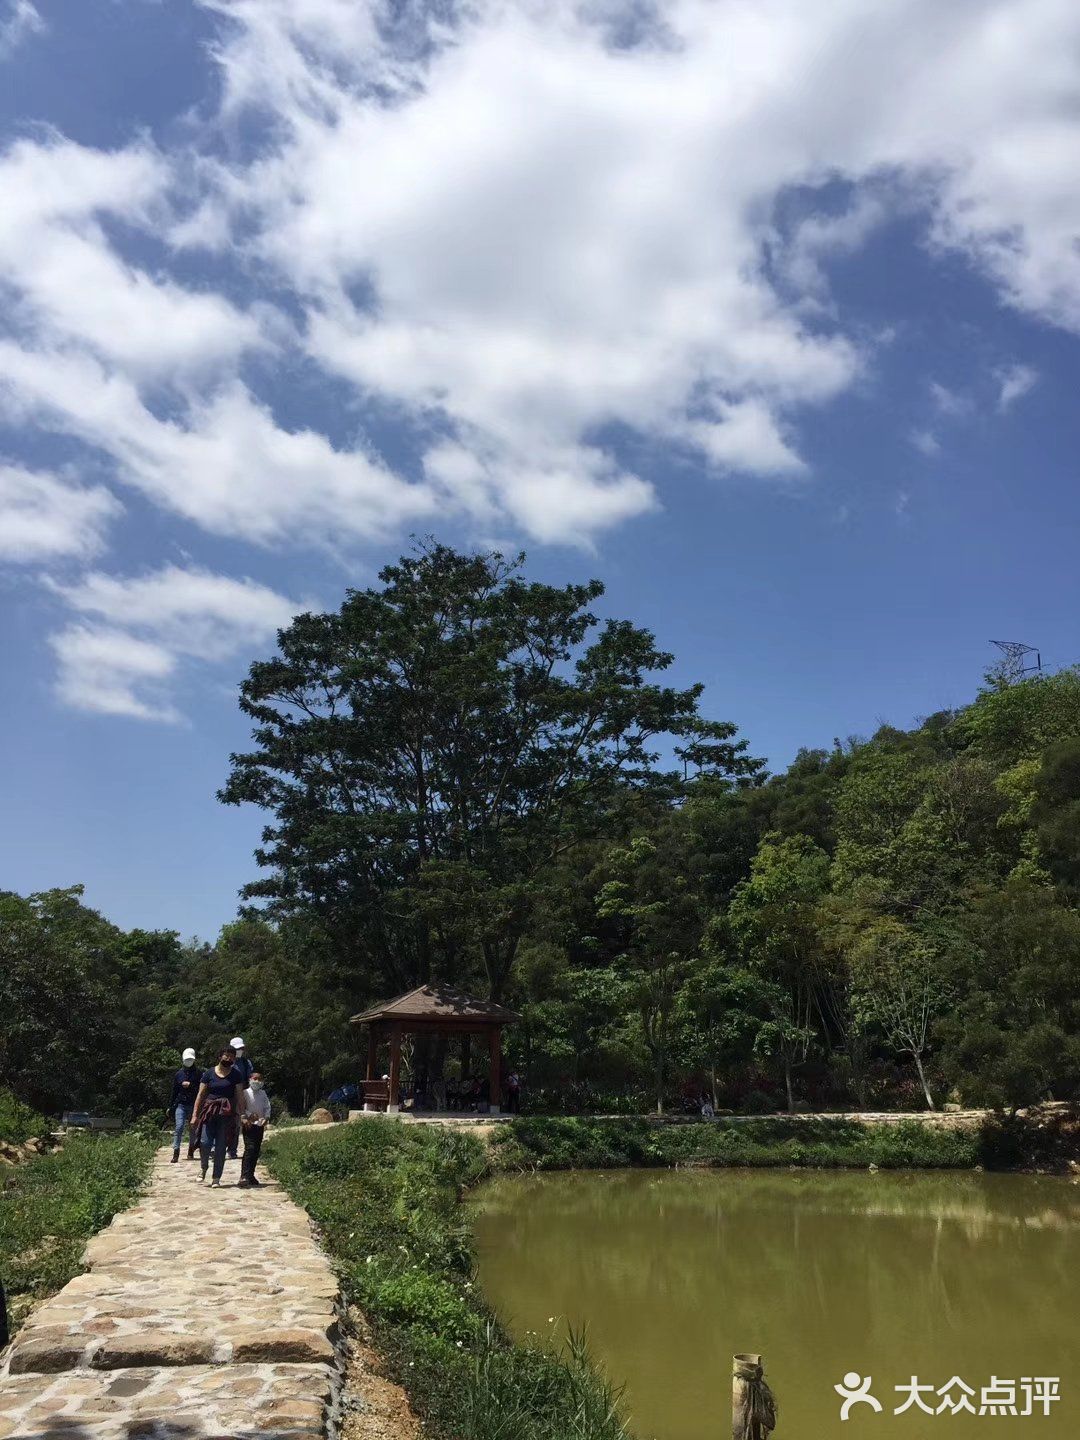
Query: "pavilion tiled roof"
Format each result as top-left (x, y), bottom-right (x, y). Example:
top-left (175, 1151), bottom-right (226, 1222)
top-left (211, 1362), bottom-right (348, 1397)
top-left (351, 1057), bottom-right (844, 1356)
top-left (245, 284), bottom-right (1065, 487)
top-left (350, 983), bottom-right (520, 1026)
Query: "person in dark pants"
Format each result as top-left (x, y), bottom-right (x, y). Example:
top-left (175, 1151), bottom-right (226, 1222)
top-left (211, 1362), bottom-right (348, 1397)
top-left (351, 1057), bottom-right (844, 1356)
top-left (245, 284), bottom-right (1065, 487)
top-left (237, 1072), bottom-right (271, 1188)
top-left (505, 1071), bottom-right (521, 1113)
top-left (170, 1047), bottom-right (201, 1161)
top-left (191, 1046), bottom-right (246, 1187)
top-left (227, 1037), bottom-right (253, 1159)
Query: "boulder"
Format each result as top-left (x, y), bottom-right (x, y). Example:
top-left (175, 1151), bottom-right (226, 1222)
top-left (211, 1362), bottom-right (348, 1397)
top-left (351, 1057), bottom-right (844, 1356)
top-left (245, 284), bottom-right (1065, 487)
top-left (308, 1107), bottom-right (335, 1125)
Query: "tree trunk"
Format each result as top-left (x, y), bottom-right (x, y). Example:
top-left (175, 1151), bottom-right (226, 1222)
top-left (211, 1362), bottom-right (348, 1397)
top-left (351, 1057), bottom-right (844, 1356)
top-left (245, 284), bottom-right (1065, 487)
top-left (784, 1057), bottom-right (794, 1113)
top-left (912, 1051), bottom-right (935, 1110)
top-left (710, 1065), bottom-right (718, 1111)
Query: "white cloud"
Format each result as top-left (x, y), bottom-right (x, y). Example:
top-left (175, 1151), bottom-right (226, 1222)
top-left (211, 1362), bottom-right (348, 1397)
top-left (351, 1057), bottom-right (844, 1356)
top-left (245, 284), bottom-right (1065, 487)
top-left (0, 344), bottom-right (438, 545)
top-left (0, 138), bottom-right (267, 377)
top-left (996, 362), bottom-right (1039, 411)
top-left (0, 0), bottom-right (43, 58)
top-left (49, 625), bottom-right (180, 722)
top-left (929, 382), bottom-right (969, 418)
top-left (682, 400), bottom-right (807, 476)
top-left (47, 563), bottom-right (301, 721)
top-left (0, 0), bottom-right (1078, 566)
top-left (775, 194), bottom-right (889, 304)
top-left (909, 428), bottom-right (940, 457)
top-left (0, 464), bottom-right (120, 561)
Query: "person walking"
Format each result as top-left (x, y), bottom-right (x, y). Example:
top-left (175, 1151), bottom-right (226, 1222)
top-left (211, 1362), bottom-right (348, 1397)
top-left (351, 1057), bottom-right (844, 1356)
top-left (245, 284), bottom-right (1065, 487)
top-left (170, 1047), bottom-right (201, 1162)
top-left (505, 1071), bottom-right (521, 1114)
top-left (226, 1037), bottom-right (253, 1160)
top-left (237, 1072), bottom-right (271, 1189)
top-left (191, 1046), bottom-right (246, 1187)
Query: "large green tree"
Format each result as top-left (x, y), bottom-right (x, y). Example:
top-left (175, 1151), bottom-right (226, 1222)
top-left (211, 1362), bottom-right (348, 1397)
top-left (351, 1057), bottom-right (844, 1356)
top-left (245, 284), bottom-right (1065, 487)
top-left (222, 544), bottom-right (760, 1004)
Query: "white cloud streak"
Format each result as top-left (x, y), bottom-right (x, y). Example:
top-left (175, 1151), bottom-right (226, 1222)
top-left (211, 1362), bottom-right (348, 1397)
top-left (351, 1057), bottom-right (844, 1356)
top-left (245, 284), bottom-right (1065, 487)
top-left (0, 464), bottom-right (120, 561)
top-left (0, 0), bottom-right (43, 58)
top-left (47, 564), bottom-right (301, 721)
top-left (996, 363), bottom-right (1039, 411)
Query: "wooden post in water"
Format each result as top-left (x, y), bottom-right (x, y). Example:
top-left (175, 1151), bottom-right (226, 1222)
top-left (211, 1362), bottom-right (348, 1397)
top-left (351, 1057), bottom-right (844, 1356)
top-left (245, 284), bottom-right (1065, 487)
top-left (732, 1353), bottom-right (777, 1440)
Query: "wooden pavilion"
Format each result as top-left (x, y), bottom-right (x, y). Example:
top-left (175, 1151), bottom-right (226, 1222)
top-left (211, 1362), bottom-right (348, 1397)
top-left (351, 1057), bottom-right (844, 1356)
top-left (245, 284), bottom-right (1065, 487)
top-left (350, 983), bottom-right (520, 1114)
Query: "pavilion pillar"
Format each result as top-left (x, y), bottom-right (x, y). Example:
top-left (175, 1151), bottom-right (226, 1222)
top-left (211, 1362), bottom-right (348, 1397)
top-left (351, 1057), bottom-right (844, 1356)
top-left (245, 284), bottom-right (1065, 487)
top-left (461, 1033), bottom-right (471, 1078)
top-left (488, 1025), bottom-right (502, 1115)
top-left (387, 1024), bottom-right (402, 1113)
top-left (363, 1023), bottom-right (380, 1110)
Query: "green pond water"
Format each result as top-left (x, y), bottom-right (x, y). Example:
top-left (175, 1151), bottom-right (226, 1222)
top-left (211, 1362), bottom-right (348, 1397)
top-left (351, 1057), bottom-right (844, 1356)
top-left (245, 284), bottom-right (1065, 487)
top-left (471, 1169), bottom-right (1080, 1440)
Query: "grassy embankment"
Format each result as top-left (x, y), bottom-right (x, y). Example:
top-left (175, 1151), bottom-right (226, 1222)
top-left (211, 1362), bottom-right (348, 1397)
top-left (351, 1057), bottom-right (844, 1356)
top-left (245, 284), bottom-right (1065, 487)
top-left (0, 1092), bottom-right (156, 1336)
top-left (268, 1121), bottom-right (629, 1440)
top-left (268, 1112), bottom-right (1075, 1440)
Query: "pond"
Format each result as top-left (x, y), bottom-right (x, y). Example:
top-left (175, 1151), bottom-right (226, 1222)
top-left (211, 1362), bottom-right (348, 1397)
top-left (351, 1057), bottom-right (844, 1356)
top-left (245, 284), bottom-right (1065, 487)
top-left (472, 1169), bottom-right (1080, 1439)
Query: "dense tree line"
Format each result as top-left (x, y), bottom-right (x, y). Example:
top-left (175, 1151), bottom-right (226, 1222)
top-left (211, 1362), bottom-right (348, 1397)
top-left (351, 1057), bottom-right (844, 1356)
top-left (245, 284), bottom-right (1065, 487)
top-left (4, 545), bottom-right (1080, 1117)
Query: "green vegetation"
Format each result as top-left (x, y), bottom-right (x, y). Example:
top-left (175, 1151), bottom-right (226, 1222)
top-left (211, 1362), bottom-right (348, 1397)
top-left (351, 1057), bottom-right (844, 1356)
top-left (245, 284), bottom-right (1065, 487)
top-left (0, 1088), bottom-right (48, 1146)
top-left (267, 1122), bottom-right (628, 1440)
top-left (0, 1131), bottom-right (154, 1333)
top-left (4, 545), bottom-right (1080, 1121)
top-left (490, 1115), bottom-right (983, 1171)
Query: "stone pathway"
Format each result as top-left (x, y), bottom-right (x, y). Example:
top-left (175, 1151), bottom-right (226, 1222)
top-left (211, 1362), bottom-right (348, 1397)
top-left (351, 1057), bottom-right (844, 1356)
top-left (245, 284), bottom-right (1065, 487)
top-left (0, 1148), bottom-right (342, 1439)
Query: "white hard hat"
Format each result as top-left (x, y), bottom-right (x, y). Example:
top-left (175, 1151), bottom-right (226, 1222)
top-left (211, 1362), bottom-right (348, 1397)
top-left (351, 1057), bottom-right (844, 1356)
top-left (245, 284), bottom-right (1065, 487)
top-left (230, 1037), bottom-right (245, 1050)
top-left (182, 1048), bottom-right (196, 1063)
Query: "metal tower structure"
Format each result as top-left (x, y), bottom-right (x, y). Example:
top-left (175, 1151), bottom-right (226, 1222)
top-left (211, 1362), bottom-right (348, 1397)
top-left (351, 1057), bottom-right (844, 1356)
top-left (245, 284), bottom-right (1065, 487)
top-left (989, 640), bottom-right (1042, 685)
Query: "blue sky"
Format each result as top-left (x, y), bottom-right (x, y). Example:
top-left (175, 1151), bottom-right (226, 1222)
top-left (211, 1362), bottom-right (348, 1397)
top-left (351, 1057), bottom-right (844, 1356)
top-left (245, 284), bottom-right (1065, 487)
top-left (2, 0), bottom-right (1079, 939)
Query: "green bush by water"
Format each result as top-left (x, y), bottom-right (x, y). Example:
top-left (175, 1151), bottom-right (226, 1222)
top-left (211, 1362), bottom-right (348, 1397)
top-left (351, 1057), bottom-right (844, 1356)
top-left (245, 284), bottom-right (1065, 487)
top-left (267, 1122), bottom-right (629, 1440)
top-left (0, 1130), bottom-right (155, 1333)
top-left (489, 1115), bottom-right (987, 1171)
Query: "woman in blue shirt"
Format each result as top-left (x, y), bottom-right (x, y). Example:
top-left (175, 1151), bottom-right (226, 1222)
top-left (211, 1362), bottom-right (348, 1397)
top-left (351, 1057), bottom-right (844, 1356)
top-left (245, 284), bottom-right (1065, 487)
top-left (190, 1046), bottom-right (246, 1187)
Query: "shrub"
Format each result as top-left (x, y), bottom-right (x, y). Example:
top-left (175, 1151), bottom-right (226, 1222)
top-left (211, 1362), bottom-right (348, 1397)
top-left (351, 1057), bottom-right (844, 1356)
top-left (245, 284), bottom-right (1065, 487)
top-left (375, 1268), bottom-right (482, 1343)
top-left (0, 1088), bottom-right (48, 1146)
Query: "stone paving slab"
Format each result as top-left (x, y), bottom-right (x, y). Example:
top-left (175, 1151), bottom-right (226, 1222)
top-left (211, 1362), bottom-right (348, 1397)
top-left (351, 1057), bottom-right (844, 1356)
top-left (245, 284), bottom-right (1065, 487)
top-left (0, 1362), bottom-right (334, 1438)
top-left (0, 1147), bottom-right (344, 1437)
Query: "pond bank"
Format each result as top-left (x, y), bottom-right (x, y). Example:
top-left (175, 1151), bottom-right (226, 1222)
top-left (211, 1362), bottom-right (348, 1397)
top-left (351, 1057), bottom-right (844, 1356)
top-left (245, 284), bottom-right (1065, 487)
top-left (486, 1108), bottom-right (1080, 1174)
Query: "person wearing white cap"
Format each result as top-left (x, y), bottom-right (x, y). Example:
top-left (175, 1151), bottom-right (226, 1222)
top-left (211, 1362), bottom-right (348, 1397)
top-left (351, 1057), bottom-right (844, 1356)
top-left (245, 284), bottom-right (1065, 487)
top-left (169, 1047), bottom-right (201, 1163)
top-left (227, 1037), bottom-right (253, 1160)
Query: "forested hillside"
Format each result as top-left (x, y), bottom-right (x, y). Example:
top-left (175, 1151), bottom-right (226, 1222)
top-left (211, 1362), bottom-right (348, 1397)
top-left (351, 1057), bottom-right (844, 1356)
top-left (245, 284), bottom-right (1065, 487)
top-left (4, 546), bottom-right (1079, 1119)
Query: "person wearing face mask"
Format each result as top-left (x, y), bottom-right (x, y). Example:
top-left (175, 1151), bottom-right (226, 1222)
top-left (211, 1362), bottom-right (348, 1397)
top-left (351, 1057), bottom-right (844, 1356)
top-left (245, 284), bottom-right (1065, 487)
top-left (237, 1072), bottom-right (271, 1188)
top-left (191, 1045), bottom-right (246, 1187)
top-left (227, 1037), bottom-right (253, 1160)
top-left (169, 1048), bottom-right (201, 1163)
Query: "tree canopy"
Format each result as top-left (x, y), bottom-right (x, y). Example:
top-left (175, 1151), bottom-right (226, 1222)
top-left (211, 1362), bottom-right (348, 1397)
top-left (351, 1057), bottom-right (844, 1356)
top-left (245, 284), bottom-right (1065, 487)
top-left (5, 546), bottom-right (1080, 1120)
